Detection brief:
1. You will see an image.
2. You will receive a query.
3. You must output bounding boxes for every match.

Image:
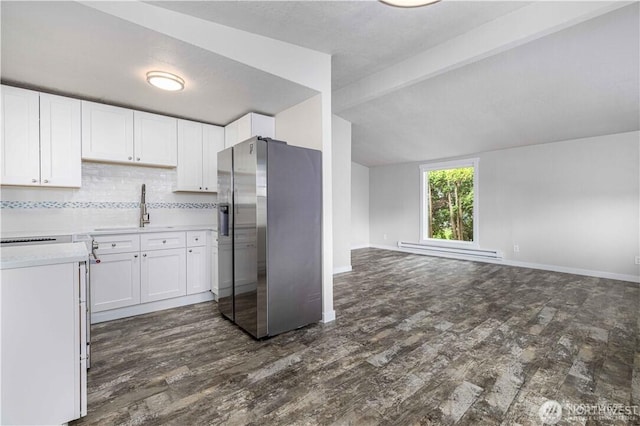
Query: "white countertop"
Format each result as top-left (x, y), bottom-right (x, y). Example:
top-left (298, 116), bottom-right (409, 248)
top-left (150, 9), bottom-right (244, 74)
top-left (1, 242), bottom-right (89, 270)
top-left (88, 225), bottom-right (216, 236)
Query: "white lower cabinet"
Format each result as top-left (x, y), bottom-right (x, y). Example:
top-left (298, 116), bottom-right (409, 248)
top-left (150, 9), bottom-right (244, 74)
top-left (90, 252), bottom-right (140, 312)
top-left (141, 248), bottom-right (186, 302)
top-left (186, 245), bottom-right (209, 295)
top-left (90, 230), bottom-right (212, 320)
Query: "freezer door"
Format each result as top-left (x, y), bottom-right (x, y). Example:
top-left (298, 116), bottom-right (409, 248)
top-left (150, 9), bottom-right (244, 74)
top-left (217, 147), bottom-right (234, 320)
top-left (232, 138), bottom-right (267, 338)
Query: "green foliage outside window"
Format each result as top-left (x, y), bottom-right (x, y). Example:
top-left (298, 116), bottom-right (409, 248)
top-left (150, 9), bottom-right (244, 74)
top-left (425, 167), bottom-right (474, 241)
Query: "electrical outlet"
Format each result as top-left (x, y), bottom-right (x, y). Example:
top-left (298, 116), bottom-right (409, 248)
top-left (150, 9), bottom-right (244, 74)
top-left (635, 256), bottom-right (640, 265)
top-left (513, 245), bottom-right (520, 253)
top-left (383, 234), bottom-right (388, 240)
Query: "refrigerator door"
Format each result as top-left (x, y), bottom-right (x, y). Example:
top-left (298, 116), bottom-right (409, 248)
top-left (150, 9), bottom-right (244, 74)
top-left (232, 138), bottom-right (265, 337)
top-left (217, 147), bottom-right (234, 320)
top-left (266, 142), bottom-right (322, 336)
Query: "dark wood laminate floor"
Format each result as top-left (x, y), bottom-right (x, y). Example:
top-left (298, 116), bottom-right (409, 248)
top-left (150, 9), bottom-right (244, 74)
top-left (72, 248), bottom-right (640, 425)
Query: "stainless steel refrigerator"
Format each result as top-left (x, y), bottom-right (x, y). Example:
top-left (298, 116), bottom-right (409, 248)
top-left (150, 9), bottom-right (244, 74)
top-left (217, 136), bottom-right (322, 338)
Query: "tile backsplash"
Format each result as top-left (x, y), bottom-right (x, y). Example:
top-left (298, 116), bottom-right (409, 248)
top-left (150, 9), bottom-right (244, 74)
top-left (0, 162), bottom-right (217, 234)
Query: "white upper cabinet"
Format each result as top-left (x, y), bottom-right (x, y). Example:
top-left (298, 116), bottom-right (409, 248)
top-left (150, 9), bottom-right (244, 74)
top-left (176, 119), bottom-right (224, 192)
top-left (1, 85), bottom-right (81, 188)
top-left (177, 119), bottom-right (204, 192)
top-left (224, 112), bottom-right (274, 148)
top-left (202, 124), bottom-right (224, 192)
top-left (40, 93), bottom-right (82, 187)
top-left (1, 86), bottom-right (40, 186)
top-left (134, 111), bottom-right (177, 167)
top-left (82, 101), bottom-right (177, 167)
top-left (81, 101), bottom-right (134, 163)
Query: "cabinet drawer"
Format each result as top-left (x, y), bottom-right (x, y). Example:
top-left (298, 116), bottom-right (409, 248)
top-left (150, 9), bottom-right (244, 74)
top-left (93, 234), bottom-right (140, 255)
top-left (187, 231), bottom-right (207, 247)
top-left (141, 232), bottom-right (186, 251)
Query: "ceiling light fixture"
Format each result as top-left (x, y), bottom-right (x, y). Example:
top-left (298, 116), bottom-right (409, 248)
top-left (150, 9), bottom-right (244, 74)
top-left (146, 71), bottom-right (185, 91)
top-left (380, 0), bottom-right (441, 8)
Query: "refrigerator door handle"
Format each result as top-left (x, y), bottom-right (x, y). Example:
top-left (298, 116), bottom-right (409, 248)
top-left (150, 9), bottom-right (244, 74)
top-left (234, 189), bottom-right (239, 214)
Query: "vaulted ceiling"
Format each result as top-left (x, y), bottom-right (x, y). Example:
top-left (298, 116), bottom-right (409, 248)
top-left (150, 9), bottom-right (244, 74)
top-left (2, 1), bottom-right (638, 166)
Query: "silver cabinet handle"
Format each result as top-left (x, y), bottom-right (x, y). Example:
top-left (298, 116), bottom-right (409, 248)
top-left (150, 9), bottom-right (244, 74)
top-left (134, 254), bottom-right (138, 258)
top-left (188, 249), bottom-right (193, 253)
top-left (143, 253), bottom-right (147, 257)
top-left (111, 243), bottom-right (116, 247)
top-left (128, 156), bottom-right (132, 160)
top-left (31, 179), bottom-right (37, 183)
top-left (195, 238), bottom-right (199, 242)
top-left (136, 157), bottom-right (141, 161)
top-left (162, 240), bottom-right (166, 244)
top-left (43, 179), bottom-right (49, 183)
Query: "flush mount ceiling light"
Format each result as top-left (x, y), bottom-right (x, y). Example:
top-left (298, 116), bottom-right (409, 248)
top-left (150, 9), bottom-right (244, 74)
top-left (380, 0), bottom-right (441, 7)
top-left (146, 71), bottom-right (185, 91)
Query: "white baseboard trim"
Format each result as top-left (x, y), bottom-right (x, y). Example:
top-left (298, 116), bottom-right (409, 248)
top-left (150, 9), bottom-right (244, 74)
top-left (333, 265), bottom-right (353, 274)
top-left (369, 244), bottom-right (640, 284)
top-left (500, 259), bottom-right (639, 284)
top-left (351, 244), bottom-right (371, 250)
top-left (321, 310), bottom-right (336, 323)
top-left (91, 291), bottom-right (215, 324)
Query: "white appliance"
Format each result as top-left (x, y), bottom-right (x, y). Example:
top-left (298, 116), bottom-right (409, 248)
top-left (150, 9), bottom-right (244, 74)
top-left (0, 235), bottom-right (88, 424)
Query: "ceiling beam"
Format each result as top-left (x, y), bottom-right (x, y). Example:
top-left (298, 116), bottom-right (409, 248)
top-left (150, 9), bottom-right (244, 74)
top-left (333, 1), bottom-right (633, 113)
top-left (80, 1), bottom-right (331, 94)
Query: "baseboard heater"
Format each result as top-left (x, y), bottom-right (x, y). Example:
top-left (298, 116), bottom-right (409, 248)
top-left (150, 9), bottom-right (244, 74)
top-left (397, 241), bottom-right (503, 260)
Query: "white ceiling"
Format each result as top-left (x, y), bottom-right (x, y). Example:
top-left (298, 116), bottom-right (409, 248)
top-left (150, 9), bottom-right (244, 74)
top-left (150, 1), bottom-right (529, 90)
top-left (1, 1), bottom-right (638, 167)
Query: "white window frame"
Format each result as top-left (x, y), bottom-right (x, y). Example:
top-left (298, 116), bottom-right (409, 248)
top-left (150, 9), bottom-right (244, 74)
top-left (419, 158), bottom-right (479, 248)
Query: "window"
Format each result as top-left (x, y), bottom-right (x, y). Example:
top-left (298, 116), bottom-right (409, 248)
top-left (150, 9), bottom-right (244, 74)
top-left (420, 158), bottom-right (478, 245)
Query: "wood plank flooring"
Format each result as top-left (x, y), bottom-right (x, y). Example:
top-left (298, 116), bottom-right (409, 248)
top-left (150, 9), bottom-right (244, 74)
top-left (72, 248), bottom-right (640, 425)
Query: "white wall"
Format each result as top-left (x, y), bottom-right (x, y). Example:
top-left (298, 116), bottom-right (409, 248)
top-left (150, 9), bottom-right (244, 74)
top-left (331, 115), bottom-right (352, 273)
top-left (370, 131), bottom-right (640, 281)
top-left (275, 94), bottom-right (323, 151)
top-left (351, 162), bottom-right (370, 249)
top-left (0, 162), bottom-right (216, 234)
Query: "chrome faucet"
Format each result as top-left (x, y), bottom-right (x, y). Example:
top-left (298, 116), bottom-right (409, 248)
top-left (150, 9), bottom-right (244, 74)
top-left (140, 184), bottom-right (150, 227)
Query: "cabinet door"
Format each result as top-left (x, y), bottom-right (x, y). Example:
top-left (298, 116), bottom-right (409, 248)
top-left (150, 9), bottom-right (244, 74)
top-left (235, 114), bottom-right (252, 145)
top-left (0, 85), bottom-right (40, 186)
top-left (224, 119), bottom-right (237, 149)
top-left (202, 124), bottom-right (224, 192)
top-left (140, 248), bottom-right (186, 302)
top-left (90, 252), bottom-right (140, 313)
top-left (40, 93), bottom-right (81, 187)
top-left (134, 111), bottom-right (177, 167)
top-left (186, 246), bottom-right (210, 295)
top-left (81, 101), bottom-right (134, 163)
top-left (176, 119), bottom-right (203, 191)
top-left (251, 113), bottom-right (275, 139)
